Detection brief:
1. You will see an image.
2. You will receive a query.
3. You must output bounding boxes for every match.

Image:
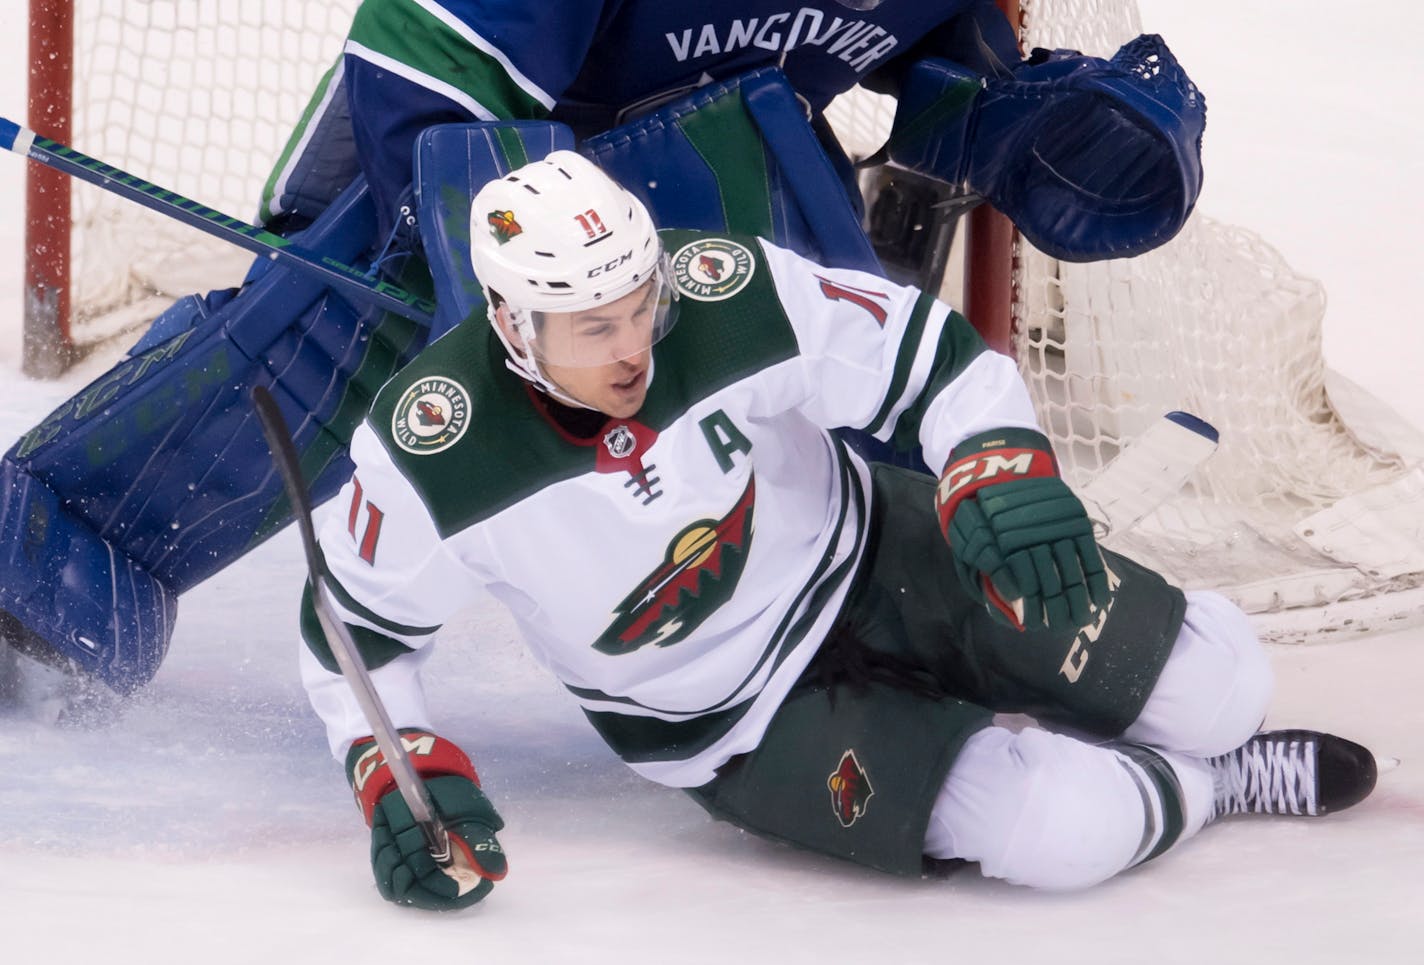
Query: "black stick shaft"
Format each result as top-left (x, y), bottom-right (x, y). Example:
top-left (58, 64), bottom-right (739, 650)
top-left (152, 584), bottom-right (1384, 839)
top-left (251, 385), bottom-right (452, 865)
top-left (0, 116), bottom-right (435, 326)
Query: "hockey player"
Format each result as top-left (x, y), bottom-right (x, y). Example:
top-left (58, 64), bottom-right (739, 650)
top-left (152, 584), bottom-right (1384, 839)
top-left (305, 152), bottom-right (1378, 910)
top-left (0, 0), bottom-right (1204, 699)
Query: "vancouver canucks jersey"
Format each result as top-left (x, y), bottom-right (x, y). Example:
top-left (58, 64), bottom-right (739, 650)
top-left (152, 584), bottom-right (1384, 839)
top-left (265, 0), bottom-right (1018, 230)
top-left (301, 230), bottom-right (1039, 787)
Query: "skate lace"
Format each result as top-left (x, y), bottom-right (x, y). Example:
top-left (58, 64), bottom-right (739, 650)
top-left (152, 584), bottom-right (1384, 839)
top-left (1213, 735), bottom-right (1318, 818)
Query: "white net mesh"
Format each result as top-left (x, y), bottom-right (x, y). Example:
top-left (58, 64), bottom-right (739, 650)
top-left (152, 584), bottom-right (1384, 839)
top-left (1016, 0), bottom-right (1424, 640)
top-left (67, 0), bottom-right (358, 343)
top-left (826, 1), bottom-right (1424, 640)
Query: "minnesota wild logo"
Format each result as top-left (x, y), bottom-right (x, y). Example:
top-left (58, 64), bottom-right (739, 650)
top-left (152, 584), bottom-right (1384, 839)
top-left (593, 475), bottom-right (756, 655)
top-left (390, 377), bottom-right (471, 455)
top-left (671, 238), bottom-right (755, 301)
top-left (828, 750), bottom-right (874, 828)
top-left (487, 209), bottom-right (522, 244)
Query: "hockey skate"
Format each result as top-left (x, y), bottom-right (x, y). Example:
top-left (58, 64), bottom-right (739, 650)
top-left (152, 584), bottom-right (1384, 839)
top-left (1209, 729), bottom-right (1379, 819)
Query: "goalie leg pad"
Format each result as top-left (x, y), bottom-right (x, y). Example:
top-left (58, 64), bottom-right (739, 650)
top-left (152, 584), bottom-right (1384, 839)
top-left (0, 179), bottom-right (427, 693)
top-left (581, 67), bottom-right (881, 275)
top-left (0, 460), bottom-right (176, 691)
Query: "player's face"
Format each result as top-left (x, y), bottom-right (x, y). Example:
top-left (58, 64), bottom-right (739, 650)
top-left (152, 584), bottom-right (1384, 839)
top-left (537, 281), bottom-right (657, 418)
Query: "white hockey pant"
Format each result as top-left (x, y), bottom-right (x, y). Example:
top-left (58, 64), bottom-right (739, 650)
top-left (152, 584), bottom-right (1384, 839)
top-left (923, 591), bottom-right (1273, 889)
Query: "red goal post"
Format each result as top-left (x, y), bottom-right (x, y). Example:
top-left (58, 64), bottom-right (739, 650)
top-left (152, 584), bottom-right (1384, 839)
top-left (24, 0), bottom-right (74, 378)
top-left (22, 0), bottom-right (360, 378)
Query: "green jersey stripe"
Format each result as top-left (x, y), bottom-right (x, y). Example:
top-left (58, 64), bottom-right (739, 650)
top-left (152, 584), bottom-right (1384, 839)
top-left (889, 309), bottom-right (989, 454)
top-left (322, 557), bottom-right (442, 639)
top-left (260, 57), bottom-right (345, 223)
top-left (401, 0), bottom-right (555, 108)
top-left (299, 582), bottom-right (422, 674)
top-left (347, 0), bottom-right (549, 119)
top-left (863, 291), bottom-right (936, 438)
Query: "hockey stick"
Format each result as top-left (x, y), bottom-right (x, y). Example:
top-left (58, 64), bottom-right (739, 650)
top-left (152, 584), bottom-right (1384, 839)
top-left (251, 385), bottom-right (480, 894)
top-left (1077, 410), bottom-right (1220, 542)
top-left (0, 116), bottom-right (436, 327)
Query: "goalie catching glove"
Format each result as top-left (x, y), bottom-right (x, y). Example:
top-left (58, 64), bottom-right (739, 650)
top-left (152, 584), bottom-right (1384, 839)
top-left (936, 429), bottom-right (1110, 631)
top-left (347, 731), bottom-right (507, 911)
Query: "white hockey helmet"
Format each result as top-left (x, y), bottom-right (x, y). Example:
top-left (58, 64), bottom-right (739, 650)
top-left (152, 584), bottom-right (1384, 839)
top-left (469, 151), bottom-right (674, 388)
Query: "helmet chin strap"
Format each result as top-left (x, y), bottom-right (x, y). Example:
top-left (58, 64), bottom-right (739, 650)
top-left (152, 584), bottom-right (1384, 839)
top-left (487, 302), bottom-right (657, 414)
top-left (487, 303), bottom-right (592, 410)
top-left (502, 357), bottom-right (591, 410)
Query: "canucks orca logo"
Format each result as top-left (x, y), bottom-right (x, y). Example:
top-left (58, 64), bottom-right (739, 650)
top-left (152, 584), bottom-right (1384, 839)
top-left (827, 750), bottom-right (874, 828)
top-left (487, 209), bottom-right (522, 244)
top-left (593, 475), bottom-right (756, 655)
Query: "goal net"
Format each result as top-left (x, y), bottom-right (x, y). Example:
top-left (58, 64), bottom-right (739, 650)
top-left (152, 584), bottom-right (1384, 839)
top-left (31, 1), bottom-right (1424, 642)
top-left (831, 0), bottom-right (1424, 642)
top-left (29, 0), bottom-right (358, 358)
top-left (1017, 0), bottom-right (1424, 641)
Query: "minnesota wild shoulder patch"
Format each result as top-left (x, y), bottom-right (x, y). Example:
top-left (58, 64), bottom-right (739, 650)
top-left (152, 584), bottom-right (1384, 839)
top-left (390, 376), bottom-right (471, 455)
top-left (671, 238), bottom-right (756, 302)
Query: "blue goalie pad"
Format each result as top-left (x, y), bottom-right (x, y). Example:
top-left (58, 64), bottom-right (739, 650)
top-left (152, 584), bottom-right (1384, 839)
top-left (582, 68), bottom-right (882, 277)
top-left (888, 34), bottom-right (1205, 262)
top-left (416, 69), bottom-right (884, 344)
top-left (415, 122), bottom-right (578, 343)
top-left (0, 178), bottom-right (428, 693)
top-left (0, 460), bottom-right (176, 688)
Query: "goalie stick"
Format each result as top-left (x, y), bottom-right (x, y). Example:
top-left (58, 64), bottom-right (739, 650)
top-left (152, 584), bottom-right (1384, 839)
top-left (251, 385), bottom-right (481, 895)
top-left (1077, 410), bottom-right (1220, 542)
top-left (0, 116), bottom-right (436, 327)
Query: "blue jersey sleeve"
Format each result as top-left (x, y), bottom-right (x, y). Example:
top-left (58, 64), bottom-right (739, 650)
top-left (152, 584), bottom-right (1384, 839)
top-left (342, 0), bottom-right (612, 234)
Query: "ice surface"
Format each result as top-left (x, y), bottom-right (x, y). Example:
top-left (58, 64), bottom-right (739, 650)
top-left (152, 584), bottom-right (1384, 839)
top-left (1, 4), bottom-right (1421, 962)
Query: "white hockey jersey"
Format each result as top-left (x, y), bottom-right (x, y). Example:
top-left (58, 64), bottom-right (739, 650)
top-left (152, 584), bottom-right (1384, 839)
top-left (301, 231), bottom-right (1039, 787)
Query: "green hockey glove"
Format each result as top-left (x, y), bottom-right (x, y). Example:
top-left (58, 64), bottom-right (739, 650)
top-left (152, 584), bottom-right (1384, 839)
top-left (348, 732), bottom-right (507, 911)
top-left (935, 428), bottom-right (1110, 631)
